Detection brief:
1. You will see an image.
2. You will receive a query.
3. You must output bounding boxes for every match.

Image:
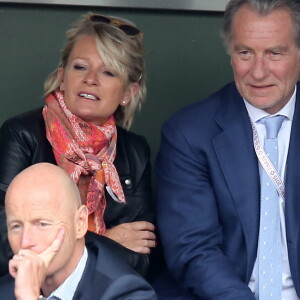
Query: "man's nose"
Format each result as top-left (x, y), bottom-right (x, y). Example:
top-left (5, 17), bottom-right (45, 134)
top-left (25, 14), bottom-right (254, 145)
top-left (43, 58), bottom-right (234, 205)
top-left (20, 225), bottom-right (36, 249)
top-left (250, 56), bottom-right (270, 80)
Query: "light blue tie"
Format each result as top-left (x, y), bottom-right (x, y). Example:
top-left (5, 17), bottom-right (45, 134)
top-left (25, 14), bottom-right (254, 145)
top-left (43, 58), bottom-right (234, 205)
top-left (257, 115), bottom-right (284, 300)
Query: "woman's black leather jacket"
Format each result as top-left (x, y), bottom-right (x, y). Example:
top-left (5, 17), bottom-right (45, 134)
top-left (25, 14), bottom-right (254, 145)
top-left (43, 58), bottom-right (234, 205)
top-left (0, 107), bottom-right (153, 277)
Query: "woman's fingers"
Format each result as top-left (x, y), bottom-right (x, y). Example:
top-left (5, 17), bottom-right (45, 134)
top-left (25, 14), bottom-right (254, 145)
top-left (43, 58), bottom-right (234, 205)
top-left (131, 221), bottom-right (156, 231)
top-left (104, 222), bottom-right (157, 253)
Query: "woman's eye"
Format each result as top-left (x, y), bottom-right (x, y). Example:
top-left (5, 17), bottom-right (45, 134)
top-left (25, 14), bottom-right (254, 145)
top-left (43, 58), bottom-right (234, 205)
top-left (74, 64), bottom-right (86, 71)
top-left (103, 70), bottom-right (115, 77)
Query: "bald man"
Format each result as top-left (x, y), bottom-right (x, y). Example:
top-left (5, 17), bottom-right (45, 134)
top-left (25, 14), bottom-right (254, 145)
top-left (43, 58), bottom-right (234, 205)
top-left (0, 163), bottom-right (157, 300)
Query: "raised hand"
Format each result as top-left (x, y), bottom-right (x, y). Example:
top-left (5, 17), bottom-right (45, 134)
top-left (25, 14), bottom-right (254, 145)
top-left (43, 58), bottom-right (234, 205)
top-left (9, 228), bottom-right (65, 300)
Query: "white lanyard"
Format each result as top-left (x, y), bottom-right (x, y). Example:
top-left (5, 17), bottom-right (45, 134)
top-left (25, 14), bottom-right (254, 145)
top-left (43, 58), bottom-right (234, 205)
top-left (250, 121), bottom-right (285, 200)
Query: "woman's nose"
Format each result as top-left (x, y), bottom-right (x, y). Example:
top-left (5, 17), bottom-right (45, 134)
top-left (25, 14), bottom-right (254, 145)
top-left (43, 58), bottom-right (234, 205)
top-left (84, 70), bottom-right (99, 85)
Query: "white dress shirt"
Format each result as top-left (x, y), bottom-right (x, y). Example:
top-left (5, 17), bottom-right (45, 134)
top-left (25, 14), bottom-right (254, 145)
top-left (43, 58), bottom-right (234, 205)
top-left (244, 86), bottom-right (298, 300)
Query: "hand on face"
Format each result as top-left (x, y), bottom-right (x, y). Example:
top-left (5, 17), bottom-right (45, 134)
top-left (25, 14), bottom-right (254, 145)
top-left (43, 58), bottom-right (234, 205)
top-left (103, 221), bottom-right (156, 254)
top-left (9, 228), bottom-right (65, 300)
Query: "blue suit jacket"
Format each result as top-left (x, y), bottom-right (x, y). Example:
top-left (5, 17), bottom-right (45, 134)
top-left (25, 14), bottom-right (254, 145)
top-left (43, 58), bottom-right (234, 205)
top-left (0, 233), bottom-right (157, 300)
top-left (155, 82), bottom-right (300, 299)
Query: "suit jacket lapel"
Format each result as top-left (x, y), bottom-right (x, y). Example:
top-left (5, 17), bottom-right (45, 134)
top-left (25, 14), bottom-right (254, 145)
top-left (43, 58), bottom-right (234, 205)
top-left (212, 84), bottom-right (260, 274)
top-left (74, 246), bottom-right (110, 300)
top-left (285, 84), bottom-right (300, 287)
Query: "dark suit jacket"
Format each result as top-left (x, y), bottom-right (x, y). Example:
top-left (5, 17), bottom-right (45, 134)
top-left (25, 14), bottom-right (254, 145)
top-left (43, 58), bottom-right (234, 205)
top-left (155, 82), bottom-right (300, 299)
top-left (0, 233), bottom-right (157, 300)
top-left (0, 107), bottom-right (153, 277)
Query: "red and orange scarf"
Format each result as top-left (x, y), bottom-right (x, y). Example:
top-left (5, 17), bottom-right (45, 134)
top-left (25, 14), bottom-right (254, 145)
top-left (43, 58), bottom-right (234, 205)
top-left (42, 90), bottom-right (125, 234)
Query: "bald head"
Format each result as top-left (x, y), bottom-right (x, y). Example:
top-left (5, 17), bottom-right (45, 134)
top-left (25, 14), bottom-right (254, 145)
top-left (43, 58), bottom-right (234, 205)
top-left (5, 162), bottom-right (88, 281)
top-left (5, 163), bottom-right (81, 211)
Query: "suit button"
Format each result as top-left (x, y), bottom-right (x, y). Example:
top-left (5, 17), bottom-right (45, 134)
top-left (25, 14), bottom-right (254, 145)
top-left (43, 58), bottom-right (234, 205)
top-left (124, 178), bottom-right (132, 189)
top-left (125, 179), bottom-right (131, 186)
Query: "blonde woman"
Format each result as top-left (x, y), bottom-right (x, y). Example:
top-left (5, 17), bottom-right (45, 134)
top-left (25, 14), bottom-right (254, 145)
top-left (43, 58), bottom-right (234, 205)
top-left (0, 12), bottom-right (156, 277)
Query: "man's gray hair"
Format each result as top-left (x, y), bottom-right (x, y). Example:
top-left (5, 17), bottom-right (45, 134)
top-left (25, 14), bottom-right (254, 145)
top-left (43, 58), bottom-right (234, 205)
top-left (221, 0), bottom-right (300, 52)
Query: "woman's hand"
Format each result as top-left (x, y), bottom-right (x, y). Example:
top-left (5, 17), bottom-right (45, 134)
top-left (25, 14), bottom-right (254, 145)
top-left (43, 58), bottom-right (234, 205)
top-left (9, 229), bottom-right (65, 300)
top-left (103, 221), bottom-right (156, 254)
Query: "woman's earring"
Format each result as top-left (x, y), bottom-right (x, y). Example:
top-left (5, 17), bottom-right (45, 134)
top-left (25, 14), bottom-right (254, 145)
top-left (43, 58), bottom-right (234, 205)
top-left (122, 100), bottom-right (126, 104)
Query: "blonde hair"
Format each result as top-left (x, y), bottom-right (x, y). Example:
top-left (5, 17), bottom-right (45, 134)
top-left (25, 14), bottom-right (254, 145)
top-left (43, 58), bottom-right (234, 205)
top-left (44, 12), bottom-right (146, 129)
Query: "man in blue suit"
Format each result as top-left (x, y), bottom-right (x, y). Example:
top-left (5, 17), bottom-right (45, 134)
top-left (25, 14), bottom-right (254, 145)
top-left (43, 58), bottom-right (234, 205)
top-left (0, 163), bottom-right (156, 300)
top-left (156, 0), bottom-right (300, 299)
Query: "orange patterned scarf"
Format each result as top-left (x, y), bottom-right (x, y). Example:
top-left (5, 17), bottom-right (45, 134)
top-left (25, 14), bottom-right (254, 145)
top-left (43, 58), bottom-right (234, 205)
top-left (42, 90), bottom-right (125, 234)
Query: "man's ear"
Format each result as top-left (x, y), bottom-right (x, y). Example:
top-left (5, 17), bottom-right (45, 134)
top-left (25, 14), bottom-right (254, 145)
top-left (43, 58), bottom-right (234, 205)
top-left (57, 67), bottom-right (65, 91)
top-left (75, 205), bottom-right (88, 239)
top-left (120, 82), bottom-right (140, 107)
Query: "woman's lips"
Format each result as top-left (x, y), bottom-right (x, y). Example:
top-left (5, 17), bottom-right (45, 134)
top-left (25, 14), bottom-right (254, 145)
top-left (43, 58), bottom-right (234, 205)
top-left (78, 92), bottom-right (100, 100)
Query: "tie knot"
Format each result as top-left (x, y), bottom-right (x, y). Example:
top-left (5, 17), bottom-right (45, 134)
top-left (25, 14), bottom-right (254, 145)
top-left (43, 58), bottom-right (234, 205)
top-left (263, 115), bottom-right (285, 139)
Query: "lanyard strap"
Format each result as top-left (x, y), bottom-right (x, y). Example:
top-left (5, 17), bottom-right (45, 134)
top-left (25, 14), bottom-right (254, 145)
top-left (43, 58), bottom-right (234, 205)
top-left (250, 120), bottom-right (285, 200)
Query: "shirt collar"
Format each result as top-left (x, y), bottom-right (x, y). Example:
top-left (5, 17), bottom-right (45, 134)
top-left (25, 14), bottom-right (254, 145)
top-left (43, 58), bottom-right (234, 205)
top-left (243, 85), bottom-right (296, 123)
top-left (47, 246), bottom-right (88, 300)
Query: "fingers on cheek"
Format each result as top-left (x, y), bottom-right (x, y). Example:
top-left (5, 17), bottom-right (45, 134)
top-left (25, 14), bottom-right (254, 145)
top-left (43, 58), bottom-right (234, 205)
top-left (11, 254), bottom-right (42, 271)
top-left (9, 259), bottom-right (16, 268)
top-left (11, 255), bottom-right (22, 266)
top-left (9, 259), bottom-right (19, 277)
